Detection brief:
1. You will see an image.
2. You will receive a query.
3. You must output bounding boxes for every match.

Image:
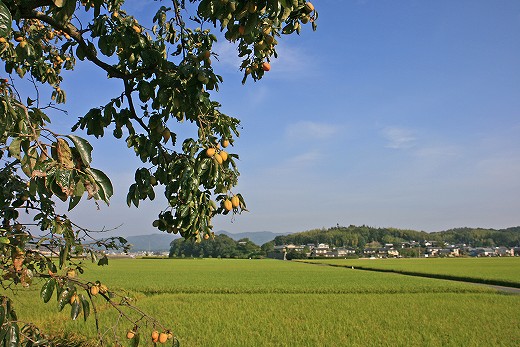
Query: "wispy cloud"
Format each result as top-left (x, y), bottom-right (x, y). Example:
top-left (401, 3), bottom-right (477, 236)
top-left (212, 39), bottom-right (315, 78)
top-left (271, 42), bottom-right (314, 75)
top-left (381, 126), bottom-right (416, 149)
top-left (212, 40), bottom-right (242, 72)
top-left (413, 145), bottom-right (460, 159)
top-left (285, 121), bottom-right (339, 142)
top-left (263, 149), bottom-right (323, 177)
top-left (287, 150), bottom-right (321, 167)
top-left (409, 144), bottom-right (462, 173)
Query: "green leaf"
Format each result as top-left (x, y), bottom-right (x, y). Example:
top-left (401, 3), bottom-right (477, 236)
top-left (76, 44), bottom-right (86, 61)
top-left (48, 261), bottom-right (57, 274)
top-left (68, 180), bottom-right (85, 211)
top-left (138, 81), bottom-right (152, 102)
top-left (6, 322), bottom-right (19, 347)
top-left (80, 294), bottom-right (90, 321)
top-left (8, 138), bottom-right (22, 160)
top-left (9, 308), bottom-right (16, 321)
top-left (55, 169), bottom-right (72, 193)
top-left (0, 324), bottom-right (6, 342)
top-left (70, 298), bottom-right (81, 320)
top-left (127, 184), bottom-right (136, 207)
top-left (66, 135), bottom-right (93, 166)
top-left (57, 288), bottom-right (72, 312)
top-left (20, 146), bottom-right (37, 177)
top-left (55, 0), bottom-right (76, 24)
top-left (129, 332), bottom-right (140, 347)
top-left (98, 35), bottom-right (115, 56)
top-left (56, 284), bottom-right (63, 302)
top-left (59, 245), bottom-right (69, 268)
top-left (90, 250), bottom-right (98, 263)
top-left (51, 180), bottom-right (68, 202)
top-left (86, 168), bottom-right (113, 204)
top-left (40, 278), bottom-right (56, 303)
top-left (0, 236), bottom-right (10, 244)
top-left (68, 196), bottom-right (81, 211)
top-left (0, 1), bottom-right (12, 38)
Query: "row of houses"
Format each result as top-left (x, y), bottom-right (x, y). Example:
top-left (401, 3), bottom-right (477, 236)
top-left (267, 243), bottom-right (518, 260)
top-left (424, 246), bottom-right (517, 257)
top-left (267, 243), bottom-right (401, 260)
top-left (468, 247), bottom-right (515, 257)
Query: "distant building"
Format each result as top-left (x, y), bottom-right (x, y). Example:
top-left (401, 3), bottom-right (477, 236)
top-left (399, 241), bottom-right (420, 249)
top-left (378, 247), bottom-right (399, 258)
top-left (267, 244), bottom-right (307, 260)
top-left (469, 248), bottom-right (496, 257)
top-left (495, 247), bottom-right (514, 257)
top-left (438, 248), bottom-right (460, 257)
top-left (362, 247), bottom-right (399, 258)
top-left (330, 247), bottom-right (357, 258)
top-left (425, 247), bottom-right (442, 257)
top-left (310, 244), bottom-right (330, 257)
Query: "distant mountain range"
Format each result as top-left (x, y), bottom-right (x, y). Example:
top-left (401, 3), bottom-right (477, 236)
top-left (125, 230), bottom-right (290, 252)
top-left (125, 233), bottom-right (179, 252)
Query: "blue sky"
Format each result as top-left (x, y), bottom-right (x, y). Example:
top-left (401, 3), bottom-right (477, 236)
top-left (15, 1), bottom-right (520, 237)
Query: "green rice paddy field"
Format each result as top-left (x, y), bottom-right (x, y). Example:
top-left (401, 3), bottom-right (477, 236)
top-left (3, 258), bottom-right (520, 347)
top-left (301, 257), bottom-right (520, 286)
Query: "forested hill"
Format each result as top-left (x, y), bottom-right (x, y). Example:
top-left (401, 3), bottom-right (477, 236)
top-left (430, 227), bottom-right (520, 247)
top-left (273, 225), bottom-right (520, 248)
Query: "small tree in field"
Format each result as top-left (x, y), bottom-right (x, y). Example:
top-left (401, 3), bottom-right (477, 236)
top-left (0, 0), bottom-right (316, 345)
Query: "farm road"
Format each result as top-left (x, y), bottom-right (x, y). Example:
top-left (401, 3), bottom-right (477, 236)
top-left (298, 261), bottom-right (520, 294)
top-left (473, 284), bottom-right (520, 294)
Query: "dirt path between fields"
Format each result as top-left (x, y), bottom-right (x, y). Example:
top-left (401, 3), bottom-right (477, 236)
top-left (470, 283), bottom-right (520, 294)
top-left (297, 261), bottom-right (520, 294)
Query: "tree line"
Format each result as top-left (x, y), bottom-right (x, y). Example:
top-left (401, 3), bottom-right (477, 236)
top-left (169, 225), bottom-right (520, 259)
top-left (273, 225), bottom-right (520, 248)
top-left (169, 234), bottom-right (264, 259)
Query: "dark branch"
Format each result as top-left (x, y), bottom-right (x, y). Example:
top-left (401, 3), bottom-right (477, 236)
top-left (124, 80), bottom-right (150, 133)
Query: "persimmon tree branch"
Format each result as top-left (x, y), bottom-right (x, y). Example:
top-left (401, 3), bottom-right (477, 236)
top-left (21, 10), bottom-right (126, 79)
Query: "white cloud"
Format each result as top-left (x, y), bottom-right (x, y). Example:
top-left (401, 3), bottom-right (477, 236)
top-left (285, 121), bottom-right (339, 142)
top-left (381, 126), bottom-right (416, 149)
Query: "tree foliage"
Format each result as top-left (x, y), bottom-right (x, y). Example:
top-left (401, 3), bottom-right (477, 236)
top-left (169, 234), bottom-right (262, 258)
top-left (0, 0), bottom-right (317, 345)
top-left (432, 227), bottom-right (520, 247)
